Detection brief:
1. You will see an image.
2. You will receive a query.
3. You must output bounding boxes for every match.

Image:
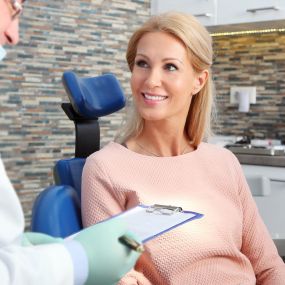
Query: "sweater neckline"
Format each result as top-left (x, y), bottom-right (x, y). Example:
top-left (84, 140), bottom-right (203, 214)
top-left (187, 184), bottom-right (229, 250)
top-left (109, 141), bottom-right (203, 160)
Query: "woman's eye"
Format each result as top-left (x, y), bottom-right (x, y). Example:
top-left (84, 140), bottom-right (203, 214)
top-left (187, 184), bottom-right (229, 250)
top-left (165, 63), bottom-right (177, 71)
top-left (135, 60), bottom-right (149, 68)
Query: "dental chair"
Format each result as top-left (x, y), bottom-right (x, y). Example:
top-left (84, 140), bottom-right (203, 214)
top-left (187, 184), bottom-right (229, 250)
top-left (31, 71), bottom-right (126, 238)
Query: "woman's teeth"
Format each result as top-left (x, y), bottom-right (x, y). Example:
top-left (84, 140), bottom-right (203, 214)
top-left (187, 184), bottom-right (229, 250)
top-left (143, 93), bottom-right (167, 101)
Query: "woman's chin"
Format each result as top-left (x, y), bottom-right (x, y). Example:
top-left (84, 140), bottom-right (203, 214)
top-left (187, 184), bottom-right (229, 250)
top-left (140, 112), bottom-right (166, 122)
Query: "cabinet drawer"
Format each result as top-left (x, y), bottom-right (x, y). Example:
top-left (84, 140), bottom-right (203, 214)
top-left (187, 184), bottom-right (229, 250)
top-left (217, 0), bottom-right (285, 25)
top-left (242, 164), bottom-right (285, 181)
top-left (253, 180), bottom-right (285, 256)
top-left (242, 164), bottom-right (285, 256)
top-left (151, 0), bottom-right (217, 26)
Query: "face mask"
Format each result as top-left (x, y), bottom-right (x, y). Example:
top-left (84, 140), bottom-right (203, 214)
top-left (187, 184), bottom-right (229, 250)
top-left (0, 46), bottom-right (7, 61)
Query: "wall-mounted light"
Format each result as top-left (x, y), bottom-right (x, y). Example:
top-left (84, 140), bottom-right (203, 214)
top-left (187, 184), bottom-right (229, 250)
top-left (211, 28), bottom-right (285, 37)
top-left (230, 86), bottom-right (256, 112)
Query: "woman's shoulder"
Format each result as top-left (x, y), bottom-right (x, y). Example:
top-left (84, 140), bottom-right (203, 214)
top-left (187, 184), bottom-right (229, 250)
top-left (83, 142), bottom-right (125, 175)
top-left (198, 142), bottom-right (243, 183)
top-left (198, 142), bottom-right (238, 162)
top-left (86, 141), bottom-right (126, 162)
top-left (86, 141), bottom-right (119, 157)
top-left (199, 141), bottom-right (231, 153)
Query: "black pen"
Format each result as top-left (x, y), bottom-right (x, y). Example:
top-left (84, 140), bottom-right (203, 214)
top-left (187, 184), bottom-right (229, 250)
top-left (119, 235), bottom-right (144, 253)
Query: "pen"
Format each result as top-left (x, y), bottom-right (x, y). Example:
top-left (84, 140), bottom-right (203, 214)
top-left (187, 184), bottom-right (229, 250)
top-left (119, 235), bottom-right (144, 253)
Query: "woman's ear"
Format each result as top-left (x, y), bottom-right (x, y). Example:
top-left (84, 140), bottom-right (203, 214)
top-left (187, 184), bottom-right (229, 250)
top-left (192, 69), bottom-right (209, 95)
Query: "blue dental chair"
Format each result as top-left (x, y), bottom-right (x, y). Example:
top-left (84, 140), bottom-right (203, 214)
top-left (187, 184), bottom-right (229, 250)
top-left (31, 71), bottom-right (126, 238)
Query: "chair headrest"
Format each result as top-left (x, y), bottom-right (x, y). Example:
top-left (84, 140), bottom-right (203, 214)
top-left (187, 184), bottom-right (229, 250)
top-left (62, 71), bottom-right (126, 118)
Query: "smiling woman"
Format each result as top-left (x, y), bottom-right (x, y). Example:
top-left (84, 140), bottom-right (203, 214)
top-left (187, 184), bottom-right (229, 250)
top-left (129, 31), bottom-right (206, 132)
top-left (81, 11), bottom-right (285, 285)
top-left (123, 12), bottom-right (213, 152)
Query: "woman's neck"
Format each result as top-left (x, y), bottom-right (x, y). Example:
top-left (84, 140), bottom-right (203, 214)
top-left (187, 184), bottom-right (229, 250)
top-left (127, 125), bottom-right (193, 157)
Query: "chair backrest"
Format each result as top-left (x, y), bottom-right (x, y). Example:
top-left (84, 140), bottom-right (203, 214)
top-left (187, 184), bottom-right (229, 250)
top-left (54, 158), bottom-right (86, 200)
top-left (31, 71), bottom-right (126, 237)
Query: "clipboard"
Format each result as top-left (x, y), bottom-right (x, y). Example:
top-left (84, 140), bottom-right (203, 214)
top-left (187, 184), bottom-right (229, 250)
top-left (114, 204), bottom-right (203, 243)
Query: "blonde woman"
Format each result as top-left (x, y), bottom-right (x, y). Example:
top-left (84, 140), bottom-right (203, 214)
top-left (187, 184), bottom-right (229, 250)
top-left (82, 12), bottom-right (285, 284)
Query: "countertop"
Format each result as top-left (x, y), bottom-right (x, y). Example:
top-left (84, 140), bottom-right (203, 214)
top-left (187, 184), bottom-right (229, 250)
top-left (234, 153), bottom-right (285, 167)
top-left (208, 136), bottom-right (285, 167)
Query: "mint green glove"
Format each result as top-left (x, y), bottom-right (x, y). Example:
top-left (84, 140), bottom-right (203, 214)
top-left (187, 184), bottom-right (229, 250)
top-left (22, 232), bottom-right (62, 246)
top-left (74, 217), bottom-right (142, 285)
top-left (22, 219), bottom-right (142, 285)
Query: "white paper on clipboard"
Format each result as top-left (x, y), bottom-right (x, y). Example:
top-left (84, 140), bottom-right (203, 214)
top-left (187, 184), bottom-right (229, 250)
top-left (114, 204), bottom-right (203, 243)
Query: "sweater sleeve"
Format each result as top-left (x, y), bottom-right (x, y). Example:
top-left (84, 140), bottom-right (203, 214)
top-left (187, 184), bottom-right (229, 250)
top-left (81, 155), bottom-right (125, 224)
top-left (81, 155), bottom-right (152, 284)
top-left (233, 157), bottom-right (285, 284)
top-left (117, 269), bottom-right (152, 285)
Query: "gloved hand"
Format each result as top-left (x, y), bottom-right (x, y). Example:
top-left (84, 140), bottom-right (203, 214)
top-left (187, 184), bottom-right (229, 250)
top-left (22, 232), bottom-right (62, 246)
top-left (22, 218), bottom-right (140, 285)
top-left (22, 218), bottom-right (142, 285)
top-left (73, 217), bottom-right (142, 285)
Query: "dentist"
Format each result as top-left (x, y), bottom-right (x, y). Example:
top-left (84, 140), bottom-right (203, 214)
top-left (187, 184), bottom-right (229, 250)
top-left (0, 1), bottom-right (141, 284)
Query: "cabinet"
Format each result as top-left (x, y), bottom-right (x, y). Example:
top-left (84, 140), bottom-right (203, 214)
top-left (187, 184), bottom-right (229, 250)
top-left (242, 164), bottom-right (285, 256)
top-left (151, 0), bottom-right (285, 27)
top-left (151, 0), bottom-right (218, 26)
top-left (217, 0), bottom-right (285, 25)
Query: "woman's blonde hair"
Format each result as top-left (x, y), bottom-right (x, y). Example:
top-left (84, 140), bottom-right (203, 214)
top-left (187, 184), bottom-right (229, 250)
top-left (116, 11), bottom-right (215, 148)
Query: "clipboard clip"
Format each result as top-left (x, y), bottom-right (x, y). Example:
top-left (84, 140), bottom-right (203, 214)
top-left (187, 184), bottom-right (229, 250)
top-left (146, 204), bottom-right (183, 215)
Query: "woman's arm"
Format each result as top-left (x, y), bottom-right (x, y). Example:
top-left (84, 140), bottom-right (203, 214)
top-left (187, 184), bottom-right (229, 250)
top-left (81, 154), bottom-right (152, 284)
top-left (233, 158), bottom-right (285, 284)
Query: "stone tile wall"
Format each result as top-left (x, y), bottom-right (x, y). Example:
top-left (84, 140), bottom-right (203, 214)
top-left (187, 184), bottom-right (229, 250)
top-left (212, 31), bottom-right (285, 142)
top-left (0, 0), bottom-right (150, 227)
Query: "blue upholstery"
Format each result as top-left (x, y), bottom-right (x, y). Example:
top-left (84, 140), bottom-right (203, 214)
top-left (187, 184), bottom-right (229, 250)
top-left (54, 158), bottom-right (86, 200)
top-left (62, 71), bottom-right (126, 118)
top-left (31, 159), bottom-right (85, 237)
top-left (31, 185), bottom-right (82, 237)
top-left (31, 71), bottom-right (126, 237)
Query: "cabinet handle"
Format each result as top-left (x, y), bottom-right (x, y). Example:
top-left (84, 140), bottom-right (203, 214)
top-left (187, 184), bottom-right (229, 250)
top-left (194, 13), bottom-right (212, 18)
top-left (246, 6), bottom-right (279, 13)
top-left (271, 179), bottom-right (285, 183)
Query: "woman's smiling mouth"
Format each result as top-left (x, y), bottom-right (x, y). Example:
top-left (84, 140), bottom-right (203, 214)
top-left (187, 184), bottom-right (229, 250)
top-left (142, 92), bottom-right (168, 102)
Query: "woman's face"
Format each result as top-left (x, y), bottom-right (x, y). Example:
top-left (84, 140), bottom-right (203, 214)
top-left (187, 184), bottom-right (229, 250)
top-left (130, 31), bottom-right (206, 124)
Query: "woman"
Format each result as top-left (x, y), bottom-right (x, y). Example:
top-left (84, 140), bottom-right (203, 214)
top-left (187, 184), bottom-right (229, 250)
top-left (82, 12), bottom-right (285, 284)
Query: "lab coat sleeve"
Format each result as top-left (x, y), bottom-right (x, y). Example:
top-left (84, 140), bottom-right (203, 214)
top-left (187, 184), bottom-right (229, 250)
top-left (0, 242), bottom-right (74, 285)
top-left (0, 158), bottom-right (75, 285)
top-left (0, 158), bottom-right (24, 246)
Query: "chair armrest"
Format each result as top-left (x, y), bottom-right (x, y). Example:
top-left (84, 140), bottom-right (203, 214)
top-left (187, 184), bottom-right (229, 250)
top-left (31, 185), bottom-right (82, 238)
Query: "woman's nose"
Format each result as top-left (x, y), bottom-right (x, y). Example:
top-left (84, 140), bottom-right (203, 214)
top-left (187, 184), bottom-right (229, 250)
top-left (145, 69), bottom-right (161, 89)
top-left (5, 19), bottom-right (20, 45)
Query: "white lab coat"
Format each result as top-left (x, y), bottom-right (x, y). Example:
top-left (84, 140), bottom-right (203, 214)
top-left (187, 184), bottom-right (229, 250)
top-left (0, 158), bottom-right (74, 284)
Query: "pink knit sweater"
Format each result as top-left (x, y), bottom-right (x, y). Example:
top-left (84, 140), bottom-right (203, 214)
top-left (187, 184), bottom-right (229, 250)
top-left (82, 142), bottom-right (285, 285)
